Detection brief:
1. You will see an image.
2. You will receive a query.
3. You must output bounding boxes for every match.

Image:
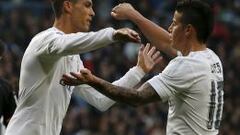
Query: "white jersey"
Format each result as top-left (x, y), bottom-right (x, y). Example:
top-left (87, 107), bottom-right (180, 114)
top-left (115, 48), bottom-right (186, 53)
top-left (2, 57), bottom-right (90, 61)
top-left (148, 49), bottom-right (224, 135)
top-left (5, 27), bottom-right (145, 135)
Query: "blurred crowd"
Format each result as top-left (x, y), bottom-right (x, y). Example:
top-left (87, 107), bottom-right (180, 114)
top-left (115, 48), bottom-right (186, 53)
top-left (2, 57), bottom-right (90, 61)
top-left (0, 0), bottom-right (240, 135)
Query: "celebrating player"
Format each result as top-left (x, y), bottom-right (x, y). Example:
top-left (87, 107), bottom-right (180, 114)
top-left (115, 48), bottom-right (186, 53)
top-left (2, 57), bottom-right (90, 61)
top-left (5, 0), bottom-right (161, 135)
top-left (63, 0), bottom-right (224, 134)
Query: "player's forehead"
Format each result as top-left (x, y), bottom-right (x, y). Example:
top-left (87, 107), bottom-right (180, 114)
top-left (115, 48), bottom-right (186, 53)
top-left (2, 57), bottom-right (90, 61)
top-left (172, 11), bottom-right (182, 23)
top-left (78, 0), bottom-right (92, 5)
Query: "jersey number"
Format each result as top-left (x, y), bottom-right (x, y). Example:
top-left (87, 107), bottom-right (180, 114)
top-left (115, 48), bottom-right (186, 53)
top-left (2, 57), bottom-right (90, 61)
top-left (207, 81), bottom-right (224, 129)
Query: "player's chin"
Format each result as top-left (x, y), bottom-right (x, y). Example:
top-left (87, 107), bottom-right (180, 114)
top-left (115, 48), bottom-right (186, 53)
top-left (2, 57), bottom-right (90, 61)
top-left (86, 24), bottom-right (91, 31)
top-left (81, 26), bottom-right (90, 32)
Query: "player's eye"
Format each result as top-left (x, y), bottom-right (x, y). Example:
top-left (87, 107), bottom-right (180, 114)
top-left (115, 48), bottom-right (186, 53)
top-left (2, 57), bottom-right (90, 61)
top-left (85, 2), bottom-right (92, 8)
top-left (172, 21), bottom-right (176, 26)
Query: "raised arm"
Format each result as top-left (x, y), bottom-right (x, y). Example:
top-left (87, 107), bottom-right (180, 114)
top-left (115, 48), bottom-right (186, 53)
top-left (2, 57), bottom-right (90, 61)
top-left (111, 3), bottom-right (178, 58)
top-left (43, 27), bottom-right (140, 56)
top-left (61, 44), bottom-right (162, 110)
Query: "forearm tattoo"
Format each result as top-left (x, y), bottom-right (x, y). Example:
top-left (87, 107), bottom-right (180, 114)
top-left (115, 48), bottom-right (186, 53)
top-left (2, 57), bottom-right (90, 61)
top-left (89, 76), bottom-right (161, 106)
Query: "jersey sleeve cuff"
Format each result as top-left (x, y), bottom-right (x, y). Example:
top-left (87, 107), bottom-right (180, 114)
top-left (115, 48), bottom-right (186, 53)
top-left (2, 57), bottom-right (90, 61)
top-left (147, 75), bottom-right (171, 102)
top-left (107, 27), bottom-right (116, 42)
top-left (130, 66), bottom-right (146, 81)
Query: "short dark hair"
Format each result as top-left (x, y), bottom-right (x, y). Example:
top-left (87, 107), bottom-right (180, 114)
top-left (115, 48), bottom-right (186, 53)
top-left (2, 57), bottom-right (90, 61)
top-left (176, 0), bottom-right (214, 43)
top-left (0, 40), bottom-right (6, 57)
top-left (51, 0), bottom-right (78, 18)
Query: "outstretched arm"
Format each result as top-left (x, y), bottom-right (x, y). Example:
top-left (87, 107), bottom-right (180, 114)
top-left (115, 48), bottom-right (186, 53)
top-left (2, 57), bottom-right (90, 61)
top-left (111, 3), bottom-right (178, 58)
top-left (70, 69), bottom-right (161, 107)
top-left (61, 44), bottom-right (162, 86)
top-left (61, 44), bottom-right (162, 109)
top-left (72, 66), bottom-right (145, 111)
top-left (42, 28), bottom-right (140, 57)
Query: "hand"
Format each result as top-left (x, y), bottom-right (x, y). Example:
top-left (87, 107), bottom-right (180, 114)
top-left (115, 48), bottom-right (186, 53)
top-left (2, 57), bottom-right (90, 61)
top-left (60, 69), bottom-right (95, 86)
top-left (137, 43), bottom-right (163, 73)
top-left (60, 74), bottom-right (81, 86)
top-left (113, 28), bottom-right (141, 43)
top-left (111, 3), bottom-right (136, 20)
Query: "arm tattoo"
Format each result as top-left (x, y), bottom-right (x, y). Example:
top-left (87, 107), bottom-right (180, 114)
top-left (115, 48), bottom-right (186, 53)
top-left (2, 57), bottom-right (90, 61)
top-left (90, 76), bottom-right (161, 107)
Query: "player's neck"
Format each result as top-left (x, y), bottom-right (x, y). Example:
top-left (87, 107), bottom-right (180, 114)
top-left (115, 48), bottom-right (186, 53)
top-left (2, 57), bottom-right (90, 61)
top-left (181, 40), bottom-right (206, 56)
top-left (53, 16), bottom-right (76, 34)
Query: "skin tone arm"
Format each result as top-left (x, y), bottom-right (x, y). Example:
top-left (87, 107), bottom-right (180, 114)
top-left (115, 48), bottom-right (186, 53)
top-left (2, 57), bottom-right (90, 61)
top-left (61, 44), bottom-right (162, 106)
top-left (64, 68), bottom-right (160, 107)
top-left (111, 3), bottom-right (178, 58)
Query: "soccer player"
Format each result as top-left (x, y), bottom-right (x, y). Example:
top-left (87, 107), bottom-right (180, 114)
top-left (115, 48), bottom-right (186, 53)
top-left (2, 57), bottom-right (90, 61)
top-left (63, 0), bottom-right (224, 134)
top-left (4, 0), bottom-right (161, 135)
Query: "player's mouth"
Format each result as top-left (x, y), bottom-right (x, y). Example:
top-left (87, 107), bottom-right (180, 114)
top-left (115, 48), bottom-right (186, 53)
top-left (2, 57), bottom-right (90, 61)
top-left (87, 19), bottom-right (92, 25)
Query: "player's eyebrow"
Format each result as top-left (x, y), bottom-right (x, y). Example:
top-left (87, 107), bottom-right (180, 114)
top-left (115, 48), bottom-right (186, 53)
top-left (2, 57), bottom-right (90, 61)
top-left (85, 0), bottom-right (92, 7)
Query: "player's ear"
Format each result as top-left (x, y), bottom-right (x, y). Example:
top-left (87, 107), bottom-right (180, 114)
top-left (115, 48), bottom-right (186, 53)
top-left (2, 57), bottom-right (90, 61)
top-left (63, 0), bottom-right (73, 15)
top-left (185, 24), bottom-right (193, 38)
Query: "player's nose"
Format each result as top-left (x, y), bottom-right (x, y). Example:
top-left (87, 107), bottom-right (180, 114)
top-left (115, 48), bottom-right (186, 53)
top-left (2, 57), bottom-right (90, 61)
top-left (90, 8), bottom-right (95, 17)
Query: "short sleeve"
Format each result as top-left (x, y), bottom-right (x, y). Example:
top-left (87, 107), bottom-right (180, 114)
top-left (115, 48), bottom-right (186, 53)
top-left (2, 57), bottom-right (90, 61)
top-left (147, 57), bottom-right (196, 102)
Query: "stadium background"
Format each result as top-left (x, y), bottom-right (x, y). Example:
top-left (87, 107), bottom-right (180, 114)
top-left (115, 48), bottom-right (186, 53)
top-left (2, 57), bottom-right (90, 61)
top-left (0, 0), bottom-right (240, 134)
